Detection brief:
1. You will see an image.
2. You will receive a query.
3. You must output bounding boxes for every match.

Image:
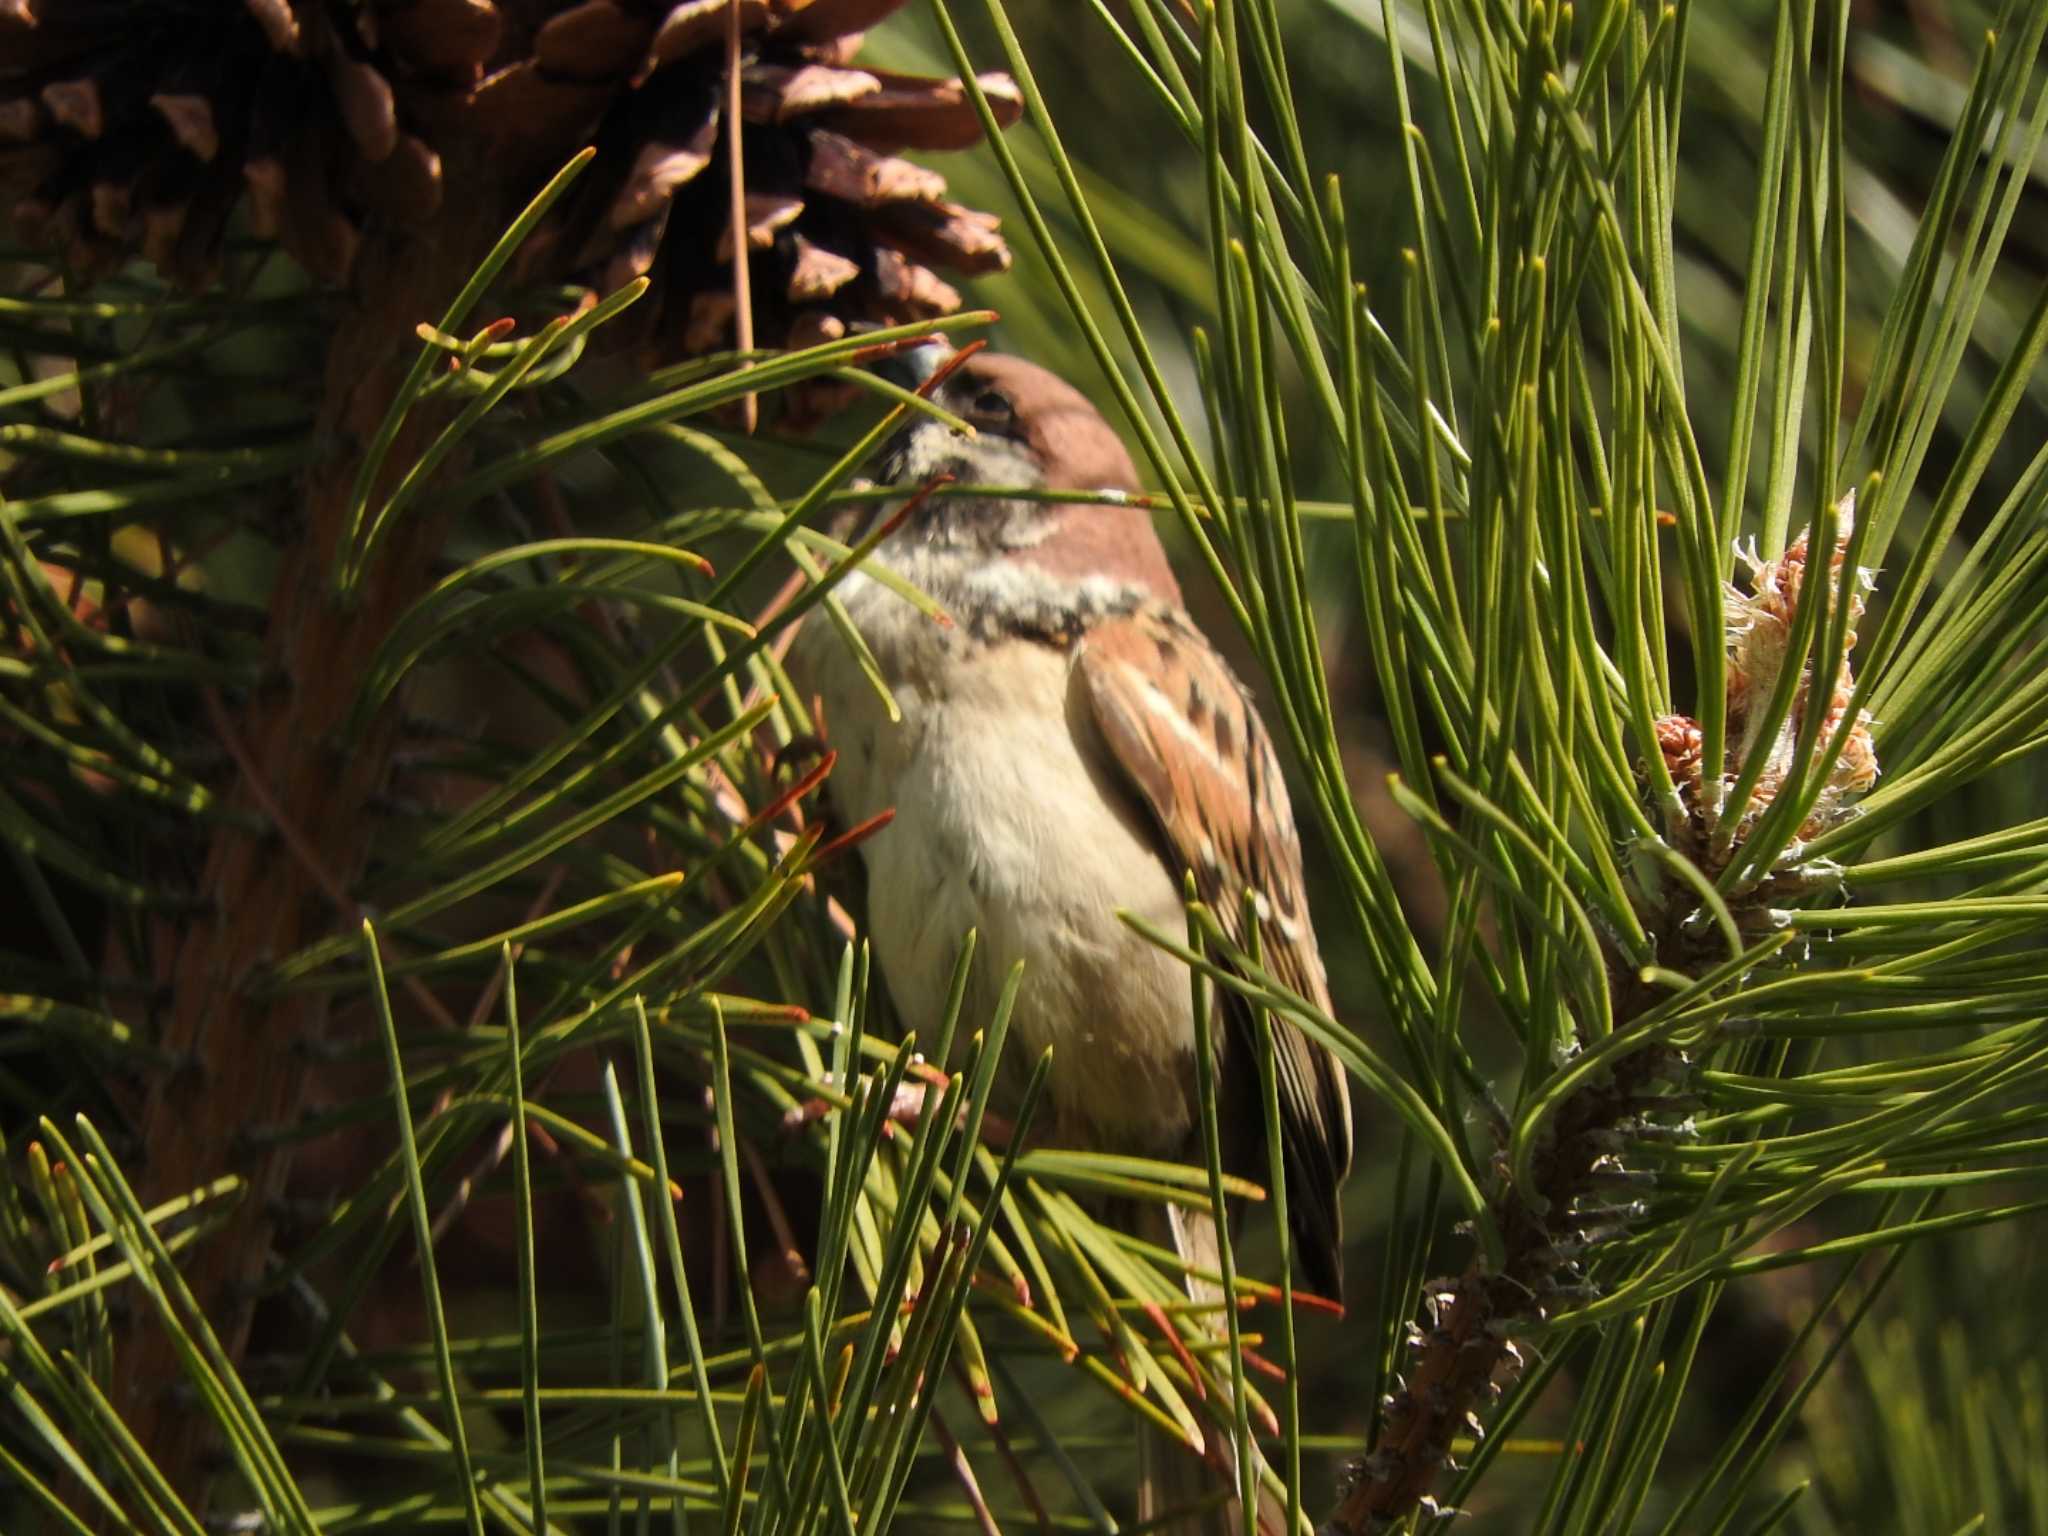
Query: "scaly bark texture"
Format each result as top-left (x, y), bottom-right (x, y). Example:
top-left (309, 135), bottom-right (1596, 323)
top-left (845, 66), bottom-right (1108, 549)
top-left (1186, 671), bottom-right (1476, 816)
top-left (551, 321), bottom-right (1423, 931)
top-left (115, 189), bottom-right (507, 1504)
top-left (1322, 966), bottom-right (1695, 1531)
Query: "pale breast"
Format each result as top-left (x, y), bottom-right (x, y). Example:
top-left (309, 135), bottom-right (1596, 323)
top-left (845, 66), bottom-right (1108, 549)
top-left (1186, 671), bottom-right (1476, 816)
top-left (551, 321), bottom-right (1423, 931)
top-left (788, 571), bottom-right (1200, 1153)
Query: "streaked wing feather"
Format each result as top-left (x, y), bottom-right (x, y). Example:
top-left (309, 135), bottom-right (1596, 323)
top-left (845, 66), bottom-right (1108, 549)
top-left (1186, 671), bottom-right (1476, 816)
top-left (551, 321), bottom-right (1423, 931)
top-left (1075, 608), bottom-right (1354, 1300)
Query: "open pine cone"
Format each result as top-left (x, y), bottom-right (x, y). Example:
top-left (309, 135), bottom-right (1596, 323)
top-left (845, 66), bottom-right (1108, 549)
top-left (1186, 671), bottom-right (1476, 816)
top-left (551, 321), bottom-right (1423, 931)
top-left (478, 0), bottom-right (1020, 410)
top-left (1, 0), bottom-right (1017, 409)
top-left (0, 0), bottom-right (492, 286)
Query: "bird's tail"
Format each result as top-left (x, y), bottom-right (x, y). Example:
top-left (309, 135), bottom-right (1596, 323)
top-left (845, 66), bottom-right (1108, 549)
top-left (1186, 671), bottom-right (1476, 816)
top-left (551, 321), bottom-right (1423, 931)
top-left (1131, 1202), bottom-right (1293, 1536)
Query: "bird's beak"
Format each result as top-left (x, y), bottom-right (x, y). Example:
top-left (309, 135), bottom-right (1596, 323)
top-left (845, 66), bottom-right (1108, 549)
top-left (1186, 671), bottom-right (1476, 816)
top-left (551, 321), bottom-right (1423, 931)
top-left (867, 339), bottom-right (952, 392)
top-left (869, 341), bottom-right (958, 487)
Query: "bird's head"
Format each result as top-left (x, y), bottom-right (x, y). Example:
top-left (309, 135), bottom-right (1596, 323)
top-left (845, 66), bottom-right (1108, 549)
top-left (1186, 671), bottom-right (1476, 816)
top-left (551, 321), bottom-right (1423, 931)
top-left (870, 347), bottom-right (1180, 606)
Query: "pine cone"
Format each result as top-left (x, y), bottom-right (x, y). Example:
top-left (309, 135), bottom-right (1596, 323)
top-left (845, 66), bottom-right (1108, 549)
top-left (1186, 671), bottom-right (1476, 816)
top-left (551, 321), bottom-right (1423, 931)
top-left (473, 0), bottom-right (1021, 405)
top-left (0, 0), bottom-right (494, 287)
top-left (2, 0), bottom-right (1018, 417)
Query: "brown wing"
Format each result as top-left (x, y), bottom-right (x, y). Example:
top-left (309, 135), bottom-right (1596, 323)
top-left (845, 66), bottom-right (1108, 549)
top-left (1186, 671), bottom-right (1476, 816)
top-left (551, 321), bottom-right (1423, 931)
top-left (1074, 606), bottom-right (1354, 1300)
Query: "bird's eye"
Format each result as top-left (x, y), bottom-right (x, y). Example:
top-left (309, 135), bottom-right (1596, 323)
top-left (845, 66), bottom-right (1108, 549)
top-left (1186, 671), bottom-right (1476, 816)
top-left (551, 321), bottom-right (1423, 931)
top-left (971, 388), bottom-right (1014, 422)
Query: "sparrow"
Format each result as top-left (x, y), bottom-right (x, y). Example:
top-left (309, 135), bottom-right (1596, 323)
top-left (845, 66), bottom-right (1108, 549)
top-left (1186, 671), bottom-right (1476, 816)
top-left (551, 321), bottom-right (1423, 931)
top-left (787, 348), bottom-right (1353, 1522)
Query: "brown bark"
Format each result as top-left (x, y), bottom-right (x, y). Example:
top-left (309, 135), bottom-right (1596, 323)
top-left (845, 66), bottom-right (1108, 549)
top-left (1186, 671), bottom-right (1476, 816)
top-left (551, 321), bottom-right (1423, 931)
top-left (1324, 959), bottom-right (1706, 1532)
top-left (1325, 1043), bottom-right (1680, 1528)
top-left (115, 189), bottom-right (509, 1504)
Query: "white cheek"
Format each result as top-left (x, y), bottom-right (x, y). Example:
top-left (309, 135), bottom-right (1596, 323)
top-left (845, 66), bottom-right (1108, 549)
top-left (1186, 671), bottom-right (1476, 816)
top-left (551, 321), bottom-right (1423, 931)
top-left (895, 421), bottom-right (964, 483)
top-left (926, 425), bottom-right (1038, 481)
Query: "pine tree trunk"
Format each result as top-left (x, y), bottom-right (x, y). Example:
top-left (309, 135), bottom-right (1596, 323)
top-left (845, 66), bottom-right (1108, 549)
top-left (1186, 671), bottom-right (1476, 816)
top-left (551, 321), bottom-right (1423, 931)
top-left (115, 183), bottom-right (506, 1506)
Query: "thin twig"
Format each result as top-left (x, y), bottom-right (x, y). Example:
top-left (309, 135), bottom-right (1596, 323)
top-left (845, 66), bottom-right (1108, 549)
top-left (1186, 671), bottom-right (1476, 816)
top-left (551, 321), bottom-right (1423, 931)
top-left (725, 0), bottom-right (756, 433)
top-left (738, 1133), bottom-right (811, 1286)
top-left (929, 1406), bottom-right (1005, 1536)
top-left (200, 684), bottom-right (462, 1036)
top-left (951, 1357), bottom-right (1054, 1536)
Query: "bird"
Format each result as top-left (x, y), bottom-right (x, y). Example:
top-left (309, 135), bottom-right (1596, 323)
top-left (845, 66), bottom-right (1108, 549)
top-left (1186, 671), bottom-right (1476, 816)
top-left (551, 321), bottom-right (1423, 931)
top-left (785, 347), bottom-right (1353, 1529)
